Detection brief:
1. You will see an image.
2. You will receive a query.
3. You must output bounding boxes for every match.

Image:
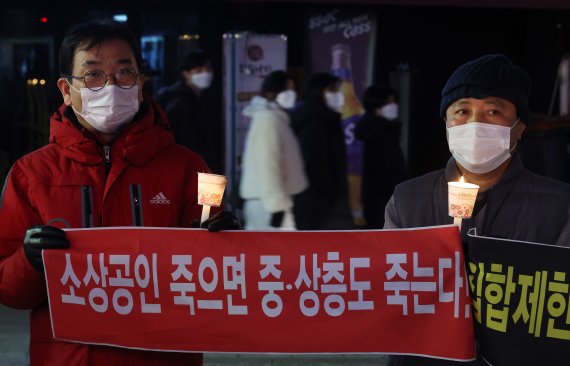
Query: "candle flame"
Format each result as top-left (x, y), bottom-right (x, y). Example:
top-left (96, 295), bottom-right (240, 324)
top-left (459, 176), bottom-right (465, 183)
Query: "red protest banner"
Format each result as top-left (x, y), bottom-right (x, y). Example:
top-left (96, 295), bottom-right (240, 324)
top-left (43, 226), bottom-right (475, 361)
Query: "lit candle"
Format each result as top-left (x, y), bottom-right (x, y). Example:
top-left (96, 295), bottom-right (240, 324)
top-left (197, 173), bottom-right (227, 224)
top-left (447, 176), bottom-right (479, 231)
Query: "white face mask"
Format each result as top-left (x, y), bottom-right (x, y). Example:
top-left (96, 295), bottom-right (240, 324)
top-left (324, 91), bottom-right (345, 112)
top-left (378, 103), bottom-right (399, 120)
top-left (276, 90), bottom-right (297, 109)
top-left (69, 83), bottom-right (140, 134)
top-left (190, 71), bottom-right (213, 90)
top-left (447, 120), bottom-right (519, 174)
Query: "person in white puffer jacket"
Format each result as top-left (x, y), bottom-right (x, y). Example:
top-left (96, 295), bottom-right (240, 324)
top-left (240, 70), bottom-right (308, 230)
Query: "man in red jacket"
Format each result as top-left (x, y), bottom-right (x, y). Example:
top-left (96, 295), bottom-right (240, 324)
top-left (0, 20), bottom-right (239, 365)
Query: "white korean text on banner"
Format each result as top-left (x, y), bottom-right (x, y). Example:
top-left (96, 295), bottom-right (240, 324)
top-left (44, 226), bottom-right (475, 361)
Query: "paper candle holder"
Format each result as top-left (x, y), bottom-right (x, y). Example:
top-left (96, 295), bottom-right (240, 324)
top-left (197, 173), bottom-right (227, 224)
top-left (448, 181), bottom-right (479, 219)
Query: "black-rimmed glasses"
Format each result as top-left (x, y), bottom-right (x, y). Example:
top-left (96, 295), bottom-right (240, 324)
top-left (65, 69), bottom-right (141, 91)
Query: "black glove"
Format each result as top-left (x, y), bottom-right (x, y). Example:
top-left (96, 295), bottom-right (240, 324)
top-left (23, 226), bottom-right (70, 272)
top-left (200, 210), bottom-right (242, 232)
top-left (270, 211), bottom-right (285, 228)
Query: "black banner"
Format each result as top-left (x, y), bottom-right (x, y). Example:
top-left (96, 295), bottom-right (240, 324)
top-left (467, 233), bottom-right (570, 365)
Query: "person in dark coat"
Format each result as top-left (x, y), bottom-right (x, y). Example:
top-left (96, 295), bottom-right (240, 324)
top-left (385, 54), bottom-right (570, 365)
top-left (155, 49), bottom-right (221, 172)
top-left (355, 85), bottom-right (407, 229)
top-left (290, 72), bottom-right (353, 230)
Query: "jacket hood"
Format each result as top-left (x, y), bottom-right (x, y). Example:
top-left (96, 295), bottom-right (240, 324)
top-left (49, 94), bottom-right (174, 166)
top-left (242, 96), bottom-right (281, 117)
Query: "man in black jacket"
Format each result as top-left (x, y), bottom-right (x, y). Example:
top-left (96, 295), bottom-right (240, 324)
top-left (355, 85), bottom-right (407, 229)
top-left (385, 54), bottom-right (570, 365)
top-left (156, 49), bottom-right (221, 172)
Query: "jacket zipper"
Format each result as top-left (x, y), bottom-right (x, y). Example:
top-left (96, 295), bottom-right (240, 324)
top-left (101, 145), bottom-right (112, 226)
top-left (103, 145), bottom-right (111, 176)
top-left (81, 185), bottom-right (93, 228)
top-left (130, 184), bottom-right (144, 226)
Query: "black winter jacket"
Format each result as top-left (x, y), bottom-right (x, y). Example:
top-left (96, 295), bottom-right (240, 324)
top-left (355, 113), bottom-right (407, 228)
top-left (386, 153), bottom-right (570, 246)
top-left (155, 81), bottom-right (221, 172)
top-left (290, 103), bottom-right (351, 230)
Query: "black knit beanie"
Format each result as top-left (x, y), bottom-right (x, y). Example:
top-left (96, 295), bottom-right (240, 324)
top-left (440, 54), bottom-right (531, 124)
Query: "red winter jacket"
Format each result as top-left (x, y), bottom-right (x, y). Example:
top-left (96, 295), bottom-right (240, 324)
top-left (0, 97), bottom-right (208, 365)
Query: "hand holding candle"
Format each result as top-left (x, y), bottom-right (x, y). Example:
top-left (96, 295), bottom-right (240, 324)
top-left (447, 176), bottom-right (479, 231)
top-left (197, 173), bottom-right (227, 224)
